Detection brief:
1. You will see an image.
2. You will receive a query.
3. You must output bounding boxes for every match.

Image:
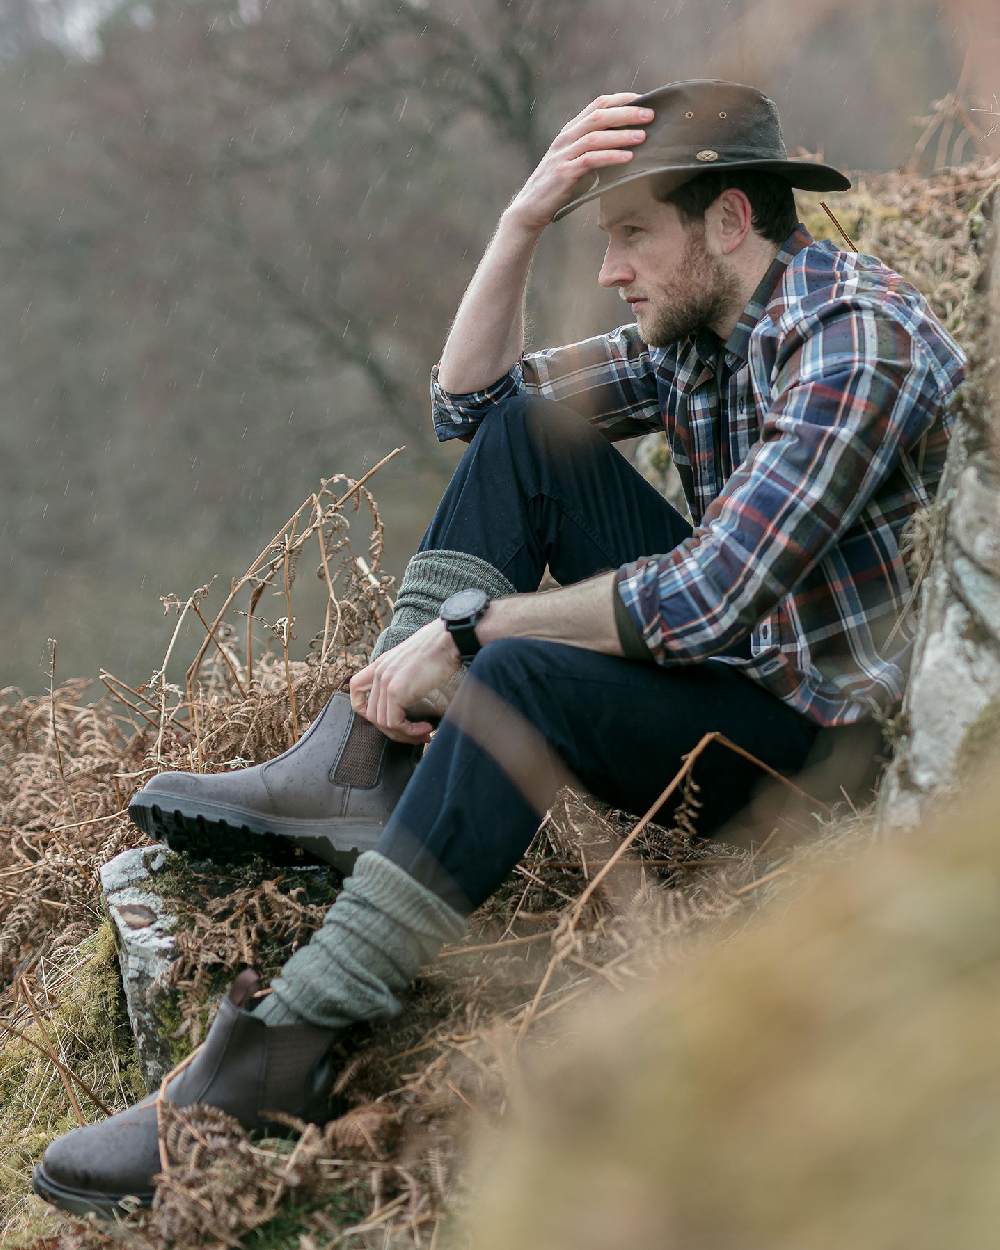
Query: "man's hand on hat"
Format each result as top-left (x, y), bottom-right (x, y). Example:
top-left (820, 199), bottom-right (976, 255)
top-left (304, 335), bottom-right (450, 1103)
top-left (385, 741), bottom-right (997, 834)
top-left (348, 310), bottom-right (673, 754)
top-left (505, 93), bottom-right (655, 234)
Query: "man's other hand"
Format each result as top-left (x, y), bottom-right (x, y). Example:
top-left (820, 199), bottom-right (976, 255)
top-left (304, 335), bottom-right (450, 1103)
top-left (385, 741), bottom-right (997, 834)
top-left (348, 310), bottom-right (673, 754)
top-left (349, 620), bottom-right (463, 744)
top-left (504, 93), bottom-right (654, 233)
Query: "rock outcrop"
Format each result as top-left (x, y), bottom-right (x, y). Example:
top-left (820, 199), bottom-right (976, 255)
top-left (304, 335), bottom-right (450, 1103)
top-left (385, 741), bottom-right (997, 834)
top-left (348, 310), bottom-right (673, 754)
top-left (878, 201), bottom-right (1000, 829)
top-left (100, 843), bottom-right (178, 1087)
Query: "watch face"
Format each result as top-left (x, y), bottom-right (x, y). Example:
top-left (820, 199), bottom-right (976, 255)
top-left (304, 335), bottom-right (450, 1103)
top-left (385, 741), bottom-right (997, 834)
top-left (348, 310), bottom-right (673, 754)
top-left (443, 588), bottom-right (488, 621)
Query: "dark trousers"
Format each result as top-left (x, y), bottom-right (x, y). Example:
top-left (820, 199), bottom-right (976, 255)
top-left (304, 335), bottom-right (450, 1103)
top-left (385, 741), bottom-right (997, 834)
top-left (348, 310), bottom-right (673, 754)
top-left (376, 396), bottom-right (823, 915)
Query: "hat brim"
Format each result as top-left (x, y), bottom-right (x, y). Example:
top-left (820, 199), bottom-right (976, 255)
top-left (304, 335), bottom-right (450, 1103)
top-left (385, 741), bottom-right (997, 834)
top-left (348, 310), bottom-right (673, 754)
top-left (552, 159), bottom-right (851, 222)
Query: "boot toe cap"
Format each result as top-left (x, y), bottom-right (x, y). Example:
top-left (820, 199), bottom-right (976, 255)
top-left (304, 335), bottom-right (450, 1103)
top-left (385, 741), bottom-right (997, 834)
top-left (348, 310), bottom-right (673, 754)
top-left (138, 766), bottom-right (270, 810)
top-left (38, 1102), bottom-right (160, 1205)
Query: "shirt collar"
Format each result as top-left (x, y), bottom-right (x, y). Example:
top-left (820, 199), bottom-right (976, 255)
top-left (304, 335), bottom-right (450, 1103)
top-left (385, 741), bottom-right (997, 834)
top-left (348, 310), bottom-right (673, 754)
top-left (723, 223), bottom-right (814, 364)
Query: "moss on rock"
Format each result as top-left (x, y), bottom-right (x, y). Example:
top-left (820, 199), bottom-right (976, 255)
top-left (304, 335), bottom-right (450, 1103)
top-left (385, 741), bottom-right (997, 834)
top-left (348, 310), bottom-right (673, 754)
top-left (956, 695), bottom-right (1000, 782)
top-left (0, 919), bottom-right (145, 1246)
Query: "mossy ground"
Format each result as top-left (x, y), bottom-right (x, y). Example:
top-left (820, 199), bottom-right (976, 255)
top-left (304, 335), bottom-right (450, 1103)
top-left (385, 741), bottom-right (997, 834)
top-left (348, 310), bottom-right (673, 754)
top-left (0, 920), bottom-right (146, 1248)
top-left (149, 850), bottom-right (344, 1065)
top-left (0, 897), bottom-right (374, 1249)
top-left (239, 1188), bottom-right (371, 1249)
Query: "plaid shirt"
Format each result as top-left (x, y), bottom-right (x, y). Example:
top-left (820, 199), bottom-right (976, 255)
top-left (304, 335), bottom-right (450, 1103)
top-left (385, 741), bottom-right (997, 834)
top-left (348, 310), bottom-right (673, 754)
top-left (430, 226), bottom-right (967, 726)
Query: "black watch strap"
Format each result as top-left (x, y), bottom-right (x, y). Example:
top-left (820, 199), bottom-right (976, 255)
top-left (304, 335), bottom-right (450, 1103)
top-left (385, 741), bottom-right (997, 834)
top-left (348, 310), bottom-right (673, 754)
top-left (448, 620), bottom-right (482, 660)
top-left (440, 588), bottom-right (491, 662)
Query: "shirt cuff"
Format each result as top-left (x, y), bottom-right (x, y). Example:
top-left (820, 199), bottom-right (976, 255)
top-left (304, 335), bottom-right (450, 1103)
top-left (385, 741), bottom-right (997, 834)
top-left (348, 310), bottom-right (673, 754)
top-left (613, 569), bottom-right (654, 662)
top-left (430, 360), bottom-right (525, 442)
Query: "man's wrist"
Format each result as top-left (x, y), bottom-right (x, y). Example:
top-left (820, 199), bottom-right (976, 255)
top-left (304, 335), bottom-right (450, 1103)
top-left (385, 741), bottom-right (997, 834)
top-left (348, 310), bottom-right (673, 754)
top-left (436, 617), bottom-right (464, 663)
top-left (498, 205), bottom-right (546, 246)
top-left (476, 598), bottom-right (512, 647)
top-left (612, 571), bottom-right (654, 662)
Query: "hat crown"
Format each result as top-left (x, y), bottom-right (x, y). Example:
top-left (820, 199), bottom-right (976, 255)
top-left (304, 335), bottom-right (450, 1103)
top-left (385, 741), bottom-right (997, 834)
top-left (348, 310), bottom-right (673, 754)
top-left (628, 79), bottom-right (787, 168)
top-left (552, 77), bottom-right (850, 221)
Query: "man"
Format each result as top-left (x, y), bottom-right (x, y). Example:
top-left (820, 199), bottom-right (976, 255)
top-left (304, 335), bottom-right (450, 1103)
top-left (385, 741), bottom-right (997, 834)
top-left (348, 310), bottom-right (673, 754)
top-left (34, 80), bottom-right (966, 1216)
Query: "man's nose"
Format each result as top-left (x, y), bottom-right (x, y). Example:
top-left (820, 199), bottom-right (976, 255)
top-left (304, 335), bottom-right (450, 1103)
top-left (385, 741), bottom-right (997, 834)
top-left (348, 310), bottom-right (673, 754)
top-left (598, 246), bottom-right (634, 289)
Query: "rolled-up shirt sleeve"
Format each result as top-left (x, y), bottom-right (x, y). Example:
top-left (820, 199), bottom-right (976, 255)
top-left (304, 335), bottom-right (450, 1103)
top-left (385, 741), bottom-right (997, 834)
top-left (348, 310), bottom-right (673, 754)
top-left (431, 324), bottom-right (666, 444)
top-left (430, 359), bottom-right (527, 442)
top-left (615, 302), bottom-right (944, 663)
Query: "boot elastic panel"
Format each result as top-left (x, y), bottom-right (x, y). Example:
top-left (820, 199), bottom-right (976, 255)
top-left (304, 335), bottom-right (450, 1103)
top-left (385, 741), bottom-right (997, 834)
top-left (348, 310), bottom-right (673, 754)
top-left (329, 713), bottom-right (386, 788)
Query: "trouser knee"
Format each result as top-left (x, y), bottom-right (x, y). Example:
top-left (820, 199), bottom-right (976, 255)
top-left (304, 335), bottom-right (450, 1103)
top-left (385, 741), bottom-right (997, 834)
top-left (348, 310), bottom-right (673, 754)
top-left (471, 394), bottom-right (601, 461)
top-left (462, 639), bottom-right (565, 757)
top-left (466, 637), bottom-right (546, 701)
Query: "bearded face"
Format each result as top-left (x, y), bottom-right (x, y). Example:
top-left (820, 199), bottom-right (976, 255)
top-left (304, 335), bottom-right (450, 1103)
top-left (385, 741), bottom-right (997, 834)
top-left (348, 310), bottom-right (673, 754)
top-left (637, 226), bottom-right (742, 347)
top-left (597, 181), bottom-right (744, 347)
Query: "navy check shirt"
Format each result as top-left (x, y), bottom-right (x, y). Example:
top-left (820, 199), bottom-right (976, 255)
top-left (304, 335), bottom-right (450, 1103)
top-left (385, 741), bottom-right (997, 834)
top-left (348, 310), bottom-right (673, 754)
top-left (430, 226), bottom-right (967, 726)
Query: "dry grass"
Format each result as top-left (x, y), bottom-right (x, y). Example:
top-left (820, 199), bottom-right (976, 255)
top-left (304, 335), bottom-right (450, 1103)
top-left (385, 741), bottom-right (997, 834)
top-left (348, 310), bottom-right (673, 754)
top-left (0, 160), bottom-right (995, 1248)
top-left (0, 460), bottom-right (850, 1249)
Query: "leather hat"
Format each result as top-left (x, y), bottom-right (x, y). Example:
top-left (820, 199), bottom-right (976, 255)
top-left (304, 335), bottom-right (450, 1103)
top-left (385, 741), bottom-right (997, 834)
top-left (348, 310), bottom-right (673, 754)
top-left (553, 78), bottom-right (850, 221)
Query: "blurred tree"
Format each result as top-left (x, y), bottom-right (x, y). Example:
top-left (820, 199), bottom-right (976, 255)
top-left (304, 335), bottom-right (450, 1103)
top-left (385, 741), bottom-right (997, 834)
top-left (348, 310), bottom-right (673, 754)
top-left (0, 0), bottom-right (623, 687)
top-left (73, 0), bottom-right (618, 457)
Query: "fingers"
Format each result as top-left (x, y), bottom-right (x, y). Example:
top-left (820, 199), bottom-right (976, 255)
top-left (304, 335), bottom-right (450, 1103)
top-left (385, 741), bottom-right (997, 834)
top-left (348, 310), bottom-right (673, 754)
top-left (573, 92), bottom-right (643, 122)
top-left (379, 677), bottom-right (424, 738)
top-left (559, 103), bottom-right (654, 149)
top-left (505, 93), bottom-right (655, 233)
top-left (349, 667), bottom-right (372, 715)
top-left (377, 676), bottom-right (393, 738)
top-left (564, 126), bottom-right (648, 156)
top-left (563, 147), bottom-right (640, 176)
top-left (561, 130), bottom-right (647, 174)
top-left (351, 665), bottom-right (433, 744)
top-left (552, 105), bottom-right (653, 179)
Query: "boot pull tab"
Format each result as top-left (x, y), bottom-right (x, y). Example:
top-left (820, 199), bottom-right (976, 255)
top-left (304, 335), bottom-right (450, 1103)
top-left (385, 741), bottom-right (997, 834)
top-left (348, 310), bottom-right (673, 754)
top-left (228, 967), bottom-right (262, 1008)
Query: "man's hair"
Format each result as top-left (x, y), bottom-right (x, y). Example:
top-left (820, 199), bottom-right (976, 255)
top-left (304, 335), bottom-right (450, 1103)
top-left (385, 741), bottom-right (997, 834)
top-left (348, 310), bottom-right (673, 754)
top-left (653, 170), bottom-right (798, 245)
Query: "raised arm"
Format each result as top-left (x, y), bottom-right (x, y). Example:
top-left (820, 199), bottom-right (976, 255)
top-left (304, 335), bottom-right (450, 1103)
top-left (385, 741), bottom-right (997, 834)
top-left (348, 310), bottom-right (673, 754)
top-left (436, 92), bottom-right (655, 395)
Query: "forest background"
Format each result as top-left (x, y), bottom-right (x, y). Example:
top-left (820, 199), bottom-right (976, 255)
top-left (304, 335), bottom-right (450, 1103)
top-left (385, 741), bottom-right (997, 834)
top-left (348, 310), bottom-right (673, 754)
top-left (1, 0), bottom-right (998, 693)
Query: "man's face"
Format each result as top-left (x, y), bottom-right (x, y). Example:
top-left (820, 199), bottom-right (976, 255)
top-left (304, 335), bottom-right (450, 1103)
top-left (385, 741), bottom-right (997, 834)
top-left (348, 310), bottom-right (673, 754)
top-left (596, 179), bottom-right (739, 346)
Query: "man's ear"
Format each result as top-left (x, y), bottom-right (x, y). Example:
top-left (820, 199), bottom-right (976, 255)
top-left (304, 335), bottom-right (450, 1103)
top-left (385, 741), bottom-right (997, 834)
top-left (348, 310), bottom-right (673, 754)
top-left (706, 188), bottom-right (753, 256)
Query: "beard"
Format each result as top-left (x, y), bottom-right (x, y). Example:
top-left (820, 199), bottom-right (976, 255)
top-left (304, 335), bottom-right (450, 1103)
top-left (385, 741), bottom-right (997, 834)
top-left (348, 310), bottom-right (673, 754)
top-left (639, 229), bottom-right (742, 348)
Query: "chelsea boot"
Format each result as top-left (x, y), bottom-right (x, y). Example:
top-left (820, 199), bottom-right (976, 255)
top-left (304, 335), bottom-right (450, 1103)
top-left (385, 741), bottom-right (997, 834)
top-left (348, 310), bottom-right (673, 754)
top-left (32, 970), bottom-right (336, 1218)
top-left (128, 694), bottom-right (420, 870)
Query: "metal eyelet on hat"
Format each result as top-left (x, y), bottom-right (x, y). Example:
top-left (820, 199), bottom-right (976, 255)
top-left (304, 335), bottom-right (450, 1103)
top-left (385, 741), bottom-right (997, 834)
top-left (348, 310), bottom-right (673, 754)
top-left (719, 111), bottom-right (727, 118)
top-left (684, 111), bottom-right (694, 119)
top-left (696, 149), bottom-right (719, 162)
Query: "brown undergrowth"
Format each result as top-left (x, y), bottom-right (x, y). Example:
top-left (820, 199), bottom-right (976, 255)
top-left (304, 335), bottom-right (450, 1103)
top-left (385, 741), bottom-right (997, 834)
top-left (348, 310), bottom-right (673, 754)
top-left (0, 161), bottom-right (994, 1249)
top-left (0, 459), bottom-right (837, 1249)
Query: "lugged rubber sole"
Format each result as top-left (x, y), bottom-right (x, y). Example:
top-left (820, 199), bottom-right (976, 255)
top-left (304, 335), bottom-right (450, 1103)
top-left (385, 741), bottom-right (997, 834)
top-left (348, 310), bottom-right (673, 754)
top-left (127, 791), bottom-right (384, 874)
top-left (32, 1163), bottom-right (152, 1218)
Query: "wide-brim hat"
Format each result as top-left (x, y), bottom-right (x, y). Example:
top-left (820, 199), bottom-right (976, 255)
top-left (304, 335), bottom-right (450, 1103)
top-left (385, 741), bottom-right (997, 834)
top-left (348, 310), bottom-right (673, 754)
top-left (553, 79), bottom-right (850, 221)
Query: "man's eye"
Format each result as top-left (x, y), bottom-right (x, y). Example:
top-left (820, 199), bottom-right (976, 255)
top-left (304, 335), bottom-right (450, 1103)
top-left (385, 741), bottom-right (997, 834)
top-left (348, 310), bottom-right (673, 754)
top-left (623, 226), bottom-right (643, 238)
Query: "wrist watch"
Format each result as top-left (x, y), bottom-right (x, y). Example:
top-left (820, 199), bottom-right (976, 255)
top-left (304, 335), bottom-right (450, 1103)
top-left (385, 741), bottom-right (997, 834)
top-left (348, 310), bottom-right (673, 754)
top-left (439, 588), bottom-right (491, 661)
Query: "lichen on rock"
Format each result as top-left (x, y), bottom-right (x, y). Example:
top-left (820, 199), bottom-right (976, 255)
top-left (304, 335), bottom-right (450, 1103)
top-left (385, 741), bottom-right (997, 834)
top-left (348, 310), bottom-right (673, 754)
top-left (101, 843), bottom-right (179, 1087)
top-left (878, 180), bottom-right (1000, 830)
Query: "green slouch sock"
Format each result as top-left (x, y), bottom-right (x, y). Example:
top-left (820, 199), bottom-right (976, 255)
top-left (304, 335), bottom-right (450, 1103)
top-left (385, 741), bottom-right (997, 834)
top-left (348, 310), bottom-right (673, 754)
top-left (255, 852), bottom-right (466, 1029)
top-left (372, 549), bottom-right (516, 657)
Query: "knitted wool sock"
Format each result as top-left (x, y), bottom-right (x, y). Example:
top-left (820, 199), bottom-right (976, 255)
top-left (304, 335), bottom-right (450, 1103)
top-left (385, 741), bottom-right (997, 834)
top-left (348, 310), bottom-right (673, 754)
top-left (258, 552), bottom-right (506, 1027)
top-left (371, 549), bottom-right (516, 658)
top-left (255, 851), bottom-right (466, 1029)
